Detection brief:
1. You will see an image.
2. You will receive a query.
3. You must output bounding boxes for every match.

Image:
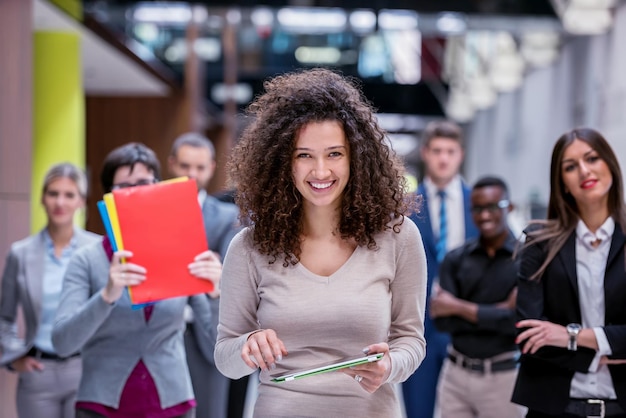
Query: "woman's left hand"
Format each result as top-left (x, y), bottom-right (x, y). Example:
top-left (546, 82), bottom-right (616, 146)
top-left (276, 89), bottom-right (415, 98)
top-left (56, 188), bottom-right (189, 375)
top-left (516, 319), bottom-right (568, 354)
top-left (340, 342), bottom-right (391, 393)
top-left (600, 356), bottom-right (626, 365)
top-left (188, 250), bottom-right (222, 298)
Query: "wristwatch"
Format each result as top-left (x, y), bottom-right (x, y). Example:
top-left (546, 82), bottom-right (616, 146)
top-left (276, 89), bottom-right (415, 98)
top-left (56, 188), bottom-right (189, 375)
top-left (566, 323), bottom-right (582, 351)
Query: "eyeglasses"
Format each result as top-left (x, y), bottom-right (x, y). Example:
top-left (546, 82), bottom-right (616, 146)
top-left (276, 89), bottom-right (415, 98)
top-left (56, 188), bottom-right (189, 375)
top-left (111, 178), bottom-right (157, 190)
top-left (471, 199), bottom-right (510, 215)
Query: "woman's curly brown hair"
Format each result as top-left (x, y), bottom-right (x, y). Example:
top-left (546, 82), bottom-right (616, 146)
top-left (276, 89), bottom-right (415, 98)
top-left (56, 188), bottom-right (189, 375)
top-left (228, 68), bottom-right (415, 266)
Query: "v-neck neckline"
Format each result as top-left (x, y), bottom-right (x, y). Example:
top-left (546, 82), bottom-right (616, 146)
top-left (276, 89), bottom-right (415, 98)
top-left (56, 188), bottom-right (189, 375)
top-left (295, 245), bottom-right (360, 282)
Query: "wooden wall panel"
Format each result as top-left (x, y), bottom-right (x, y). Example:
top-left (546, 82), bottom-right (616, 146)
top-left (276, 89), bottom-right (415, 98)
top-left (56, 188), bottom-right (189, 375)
top-left (85, 96), bottom-right (230, 234)
top-left (86, 95), bottom-right (184, 234)
top-left (0, 0), bottom-right (33, 417)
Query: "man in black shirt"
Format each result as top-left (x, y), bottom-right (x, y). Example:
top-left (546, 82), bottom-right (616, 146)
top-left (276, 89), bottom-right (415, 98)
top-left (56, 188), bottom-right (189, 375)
top-left (430, 176), bottom-right (526, 418)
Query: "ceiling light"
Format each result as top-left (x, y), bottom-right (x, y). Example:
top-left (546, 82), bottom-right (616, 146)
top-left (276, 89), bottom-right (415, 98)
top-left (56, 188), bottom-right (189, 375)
top-left (521, 32), bottom-right (560, 68)
top-left (277, 7), bottom-right (347, 34)
top-left (132, 4), bottom-right (192, 24)
top-left (521, 32), bottom-right (560, 49)
top-left (191, 5), bottom-right (208, 24)
top-left (521, 46), bottom-right (559, 68)
top-left (194, 38), bottom-right (221, 62)
top-left (569, 0), bottom-right (615, 8)
top-left (211, 83), bottom-right (253, 104)
top-left (350, 10), bottom-right (377, 33)
top-left (436, 13), bottom-right (466, 34)
top-left (468, 75), bottom-right (497, 109)
top-left (494, 32), bottom-right (517, 54)
top-left (446, 88), bottom-right (476, 123)
top-left (378, 9), bottom-right (418, 31)
top-left (385, 30), bottom-right (422, 84)
top-left (490, 53), bottom-right (525, 92)
top-left (133, 23), bottom-right (159, 43)
top-left (562, 8), bottom-right (612, 34)
top-left (294, 47), bottom-right (342, 64)
top-left (251, 7), bottom-right (274, 27)
top-left (164, 40), bottom-right (186, 62)
top-left (490, 71), bottom-right (523, 92)
top-left (226, 9), bottom-right (241, 25)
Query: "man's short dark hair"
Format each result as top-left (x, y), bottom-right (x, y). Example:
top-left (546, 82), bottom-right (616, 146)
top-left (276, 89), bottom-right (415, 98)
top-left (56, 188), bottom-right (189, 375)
top-left (422, 120), bottom-right (463, 148)
top-left (170, 132), bottom-right (216, 160)
top-left (472, 175), bottom-right (509, 199)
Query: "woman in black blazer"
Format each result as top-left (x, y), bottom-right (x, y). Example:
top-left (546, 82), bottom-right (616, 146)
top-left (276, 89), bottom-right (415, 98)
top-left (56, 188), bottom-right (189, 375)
top-left (512, 127), bottom-right (626, 417)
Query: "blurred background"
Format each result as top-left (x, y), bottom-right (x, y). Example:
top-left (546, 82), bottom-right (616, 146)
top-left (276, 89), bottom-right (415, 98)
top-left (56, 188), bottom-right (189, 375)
top-left (2, 0), bottom-right (626, 415)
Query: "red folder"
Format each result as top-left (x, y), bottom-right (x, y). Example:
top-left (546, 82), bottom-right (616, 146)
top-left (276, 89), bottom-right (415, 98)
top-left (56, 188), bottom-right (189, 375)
top-left (112, 178), bottom-right (212, 304)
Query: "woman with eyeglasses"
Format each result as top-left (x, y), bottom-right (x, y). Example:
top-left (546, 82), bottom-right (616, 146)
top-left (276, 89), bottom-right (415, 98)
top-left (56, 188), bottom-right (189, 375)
top-left (0, 163), bottom-right (101, 418)
top-left (512, 128), bottom-right (626, 417)
top-left (52, 143), bottom-right (220, 418)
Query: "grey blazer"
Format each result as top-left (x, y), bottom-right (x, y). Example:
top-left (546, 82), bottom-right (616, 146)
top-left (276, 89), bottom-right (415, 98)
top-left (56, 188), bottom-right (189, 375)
top-left (200, 195), bottom-right (241, 363)
top-left (0, 227), bottom-right (101, 366)
top-left (51, 241), bottom-right (217, 409)
top-left (202, 194), bottom-right (240, 259)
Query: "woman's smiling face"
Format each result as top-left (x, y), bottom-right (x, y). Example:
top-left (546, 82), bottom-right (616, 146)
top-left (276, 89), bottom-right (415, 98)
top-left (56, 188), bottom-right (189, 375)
top-left (291, 120), bottom-right (350, 211)
top-left (560, 138), bottom-right (612, 209)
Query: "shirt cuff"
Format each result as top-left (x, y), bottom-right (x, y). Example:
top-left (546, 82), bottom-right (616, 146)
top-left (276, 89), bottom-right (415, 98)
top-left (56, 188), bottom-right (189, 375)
top-left (594, 327), bottom-right (612, 355)
top-left (588, 327), bottom-right (612, 372)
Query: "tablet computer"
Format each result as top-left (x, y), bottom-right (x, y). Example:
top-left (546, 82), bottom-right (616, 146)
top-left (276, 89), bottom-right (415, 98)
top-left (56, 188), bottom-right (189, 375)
top-left (270, 352), bottom-right (384, 383)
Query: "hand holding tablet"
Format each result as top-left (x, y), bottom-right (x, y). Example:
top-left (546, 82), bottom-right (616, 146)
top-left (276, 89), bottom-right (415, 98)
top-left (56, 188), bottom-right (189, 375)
top-left (270, 352), bottom-right (385, 383)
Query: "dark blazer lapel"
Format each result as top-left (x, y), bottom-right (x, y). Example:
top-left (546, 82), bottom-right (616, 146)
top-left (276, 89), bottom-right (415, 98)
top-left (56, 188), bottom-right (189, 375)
top-left (416, 184), bottom-right (435, 254)
top-left (461, 181), bottom-right (478, 239)
top-left (201, 197), bottom-right (216, 247)
top-left (557, 231), bottom-right (579, 299)
top-left (604, 226), bottom-right (626, 320)
top-left (606, 224), bottom-right (626, 268)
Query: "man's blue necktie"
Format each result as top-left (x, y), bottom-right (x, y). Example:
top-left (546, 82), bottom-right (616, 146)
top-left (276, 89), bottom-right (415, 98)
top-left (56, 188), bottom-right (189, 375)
top-left (436, 189), bottom-right (447, 263)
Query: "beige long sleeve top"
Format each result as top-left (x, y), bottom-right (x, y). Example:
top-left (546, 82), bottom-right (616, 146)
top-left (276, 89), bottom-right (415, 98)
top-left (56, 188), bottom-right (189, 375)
top-left (215, 217), bottom-right (427, 417)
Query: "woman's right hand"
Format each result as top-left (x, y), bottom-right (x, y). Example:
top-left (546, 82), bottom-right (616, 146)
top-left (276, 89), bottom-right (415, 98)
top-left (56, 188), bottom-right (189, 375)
top-left (10, 356), bottom-right (44, 373)
top-left (242, 329), bottom-right (288, 371)
top-left (101, 250), bottom-right (146, 304)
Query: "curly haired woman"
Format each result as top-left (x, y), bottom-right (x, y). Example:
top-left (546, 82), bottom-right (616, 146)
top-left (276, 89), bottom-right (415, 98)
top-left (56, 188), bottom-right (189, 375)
top-left (214, 68), bottom-right (427, 417)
